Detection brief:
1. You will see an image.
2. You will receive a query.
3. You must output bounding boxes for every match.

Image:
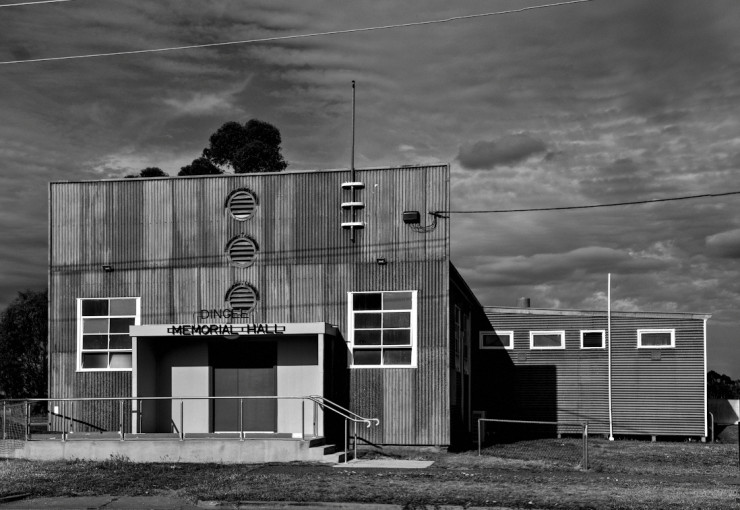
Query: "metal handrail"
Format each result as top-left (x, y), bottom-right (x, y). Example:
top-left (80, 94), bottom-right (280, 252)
top-left (306, 395), bottom-right (379, 427)
top-left (2, 395), bottom-right (380, 463)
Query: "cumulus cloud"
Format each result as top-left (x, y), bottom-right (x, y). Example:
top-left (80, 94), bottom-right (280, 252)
top-left (471, 246), bottom-right (670, 287)
top-left (457, 134), bottom-right (547, 170)
top-left (706, 229), bottom-right (740, 258)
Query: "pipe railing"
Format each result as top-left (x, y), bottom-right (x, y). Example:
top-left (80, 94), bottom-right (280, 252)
top-left (306, 395), bottom-right (380, 462)
top-left (2, 396), bottom-right (379, 463)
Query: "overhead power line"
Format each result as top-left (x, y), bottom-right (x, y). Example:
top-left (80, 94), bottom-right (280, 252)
top-left (0, 0), bottom-right (592, 65)
top-left (437, 190), bottom-right (740, 214)
top-left (0, 0), bottom-right (75, 7)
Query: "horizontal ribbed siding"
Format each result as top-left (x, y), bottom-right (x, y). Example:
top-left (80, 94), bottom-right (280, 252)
top-left (480, 310), bottom-right (706, 437)
top-left (49, 166), bottom-right (451, 444)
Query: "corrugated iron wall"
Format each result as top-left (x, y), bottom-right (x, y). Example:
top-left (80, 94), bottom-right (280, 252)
top-left (49, 165), bottom-right (451, 444)
top-left (481, 308), bottom-right (707, 437)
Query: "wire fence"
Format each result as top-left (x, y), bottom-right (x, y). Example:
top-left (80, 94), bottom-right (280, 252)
top-left (0, 402), bottom-right (28, 455)
top-left (478, 418), bottom-right (588, 469)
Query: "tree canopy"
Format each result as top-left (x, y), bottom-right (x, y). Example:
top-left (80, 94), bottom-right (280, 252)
top-left (0, 289), bottom-right (48, 398)
top-left (178, 156), bottom-right (223, 177)
top-left (125, 167), bottom-right (169, 178)
top-left (202, 119), bottom-right (287, 173)
top-left (707, 370), bottom-right (740, 399)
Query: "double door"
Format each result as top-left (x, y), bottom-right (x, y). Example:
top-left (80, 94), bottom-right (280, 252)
top-left (212, 340), bottom-right (277, 433)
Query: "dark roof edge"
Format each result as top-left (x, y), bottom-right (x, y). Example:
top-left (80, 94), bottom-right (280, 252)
top-left (50, 163), bottom-right (450, 184)
top-left (484, 306), bottom-right (711, 320)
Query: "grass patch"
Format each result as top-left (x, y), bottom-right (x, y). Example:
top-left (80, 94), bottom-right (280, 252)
top-left (1, 440), bottom-right (738, 509)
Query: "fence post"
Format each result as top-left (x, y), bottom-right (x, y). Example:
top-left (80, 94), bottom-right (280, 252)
top-left (239, 398), bottom-right (244, 441)
top-left (180, 400), bottom-right (184, 441)
top-left (301, 401), bottom-right (305, 440)
top-left (313, 401), bottom-right (318, 437)
top-left (26, 401), bottom-right (31, 441)
top-left (2, 401), bottom-right (6, 440)
top-left (119, 400), bottom-right (125, 441)
top-left (478, 419), bottom-right (481, 456)
top-left (582, 422), bottom-right (589, 470)
top-left (344, 419), bottom-right (348, 464)
top-left (138, 400), bottom-right (142, 434)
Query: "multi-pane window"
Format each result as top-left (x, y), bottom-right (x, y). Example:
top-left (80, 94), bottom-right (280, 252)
top-left (530, 331), bottom-right (565, 349)
top-left (78, 298), bottom-right (139, 371)
top-left (637, 329), bottom-right (675, 348)
top-left (479, 331), bottom-right (514, 349)
top-left (580, 330), bottom-right (605, 349)
top-left (349, 291), bottom-right (417, 368)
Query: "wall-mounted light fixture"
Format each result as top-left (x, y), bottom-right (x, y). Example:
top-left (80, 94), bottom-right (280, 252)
top-left (102, 265), bottom-right (114, 273)
top-left (402, 211), bottom-right (421, 224)
top-left (376, 257), bottom-right (387, 266)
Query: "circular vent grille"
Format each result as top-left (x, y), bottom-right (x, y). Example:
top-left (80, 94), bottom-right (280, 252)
top-left (227, 189), bottom-right (257, 220)
top-left (226, 283), bottom-right (258, 312)
top-left (226, 236), bottom-right (258, 267)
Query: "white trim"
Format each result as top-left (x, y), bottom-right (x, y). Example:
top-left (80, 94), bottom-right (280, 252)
top-left (77, 297), bottom-right (140, 372)
top-left (529, 330), bottom-right (565, 350)
top-left (479, 330), bottom-right (513, 350)
top-left (348, 290), bottom-right (418, 368)
top-left (637, 328), bottom-right (675, 348)
top-left (580, 329), bottom-right (605, 349)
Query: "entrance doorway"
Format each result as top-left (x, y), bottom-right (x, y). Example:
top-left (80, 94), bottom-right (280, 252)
top-left (211, 340), bottom-right (277, 432)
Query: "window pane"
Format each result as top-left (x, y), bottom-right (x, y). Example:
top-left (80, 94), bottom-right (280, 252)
top-left (532, 334), bottom-right (562, 348)
top-left (109, 335), bottom-right (132, 350)
top-left (384, 349), bottom-right (412, 365)
top-left (642, 333), bottom-right (671, 346)
top-left (82, 300), bottom-right (108, 316)
top-left (383, 292), bottom-right (412, 310)
top-left (482, 333), bottom-right (510, 348)
top-left (110, 299), bottom-right (136, 316)
top-left (355, 330), bottom-right (381, 345)
top-left (582, 332), bottom-right (603, 348)
top-left (353, 349), bottom-right (381, 365)
top-left (353, 293), bottom-right (382, 311)
top-left (82, 353), bottom-right (108, 369)
top-left (82, 335), bottom-right (108, 350)
top-left (383, 329), bottom-right (410, 346)
top-left (110, 317), bottom-right (135, 333)
top-left (355, 313), bottom-right (382, 329)
top-left (83, 318), bottom-right (108, 334)
top-left (384, 312), bottom-right (410, 328)
top-left (109, 353), bottom-right (132, 369)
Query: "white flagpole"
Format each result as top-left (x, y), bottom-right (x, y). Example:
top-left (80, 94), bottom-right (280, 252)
top-left (608, 273), bottom-right (614, 440)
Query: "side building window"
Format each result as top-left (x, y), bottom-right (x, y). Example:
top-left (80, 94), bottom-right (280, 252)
top-left (77, 297), bottom-right (140, 371)
top-left (580, 330), bottom-right (605, 349)
top-left (637, 329), bottom-right (675, 348)
top-left (530, 330), bottom-right (565, 350)
top-left (479, 331), bottom-right (514, 350)
top-left (348, 291), bottom-right (417, 368)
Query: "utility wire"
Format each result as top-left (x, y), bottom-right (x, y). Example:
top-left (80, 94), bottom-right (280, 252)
top-left (0, 0), bottom-right (75, 7)
top-left (437, 190), bottom-right (740, 214)
top-left (0, 0), bottom-right (592, 65)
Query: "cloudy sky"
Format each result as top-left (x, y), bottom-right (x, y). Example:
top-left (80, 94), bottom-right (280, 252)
top-left (2, 0), bottom-right (740, 376)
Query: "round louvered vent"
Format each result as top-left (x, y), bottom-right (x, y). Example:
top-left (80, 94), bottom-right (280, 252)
top-left (226, 283), bottom-right (258, 312)
top-left (226, 189), bottom-right (257, 220)
top-left (226, 236), bottom-right (258, 267)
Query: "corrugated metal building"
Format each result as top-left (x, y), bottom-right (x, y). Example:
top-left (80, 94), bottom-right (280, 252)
top-left (48, 165), bottom-right (481, 446)
top-left (475, 306), bottom-right (710, 438)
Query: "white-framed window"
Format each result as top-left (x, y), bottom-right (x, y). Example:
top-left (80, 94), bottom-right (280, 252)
top-left (530, 330), bottom-right (565, 350)
top-left (637, 329), bottom-right (675, 348)
top-left (77, 297), bottom-right (140, 371)
top-left (348, 290), bottom-right (417, 368)
top-left (479, 331), bottom-right (514, 350)
top-left (580, 330), bottom-right (605, 349)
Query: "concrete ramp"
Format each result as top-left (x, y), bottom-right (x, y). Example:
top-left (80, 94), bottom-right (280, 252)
top-left (2, 436), bottom-right (345, 464)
